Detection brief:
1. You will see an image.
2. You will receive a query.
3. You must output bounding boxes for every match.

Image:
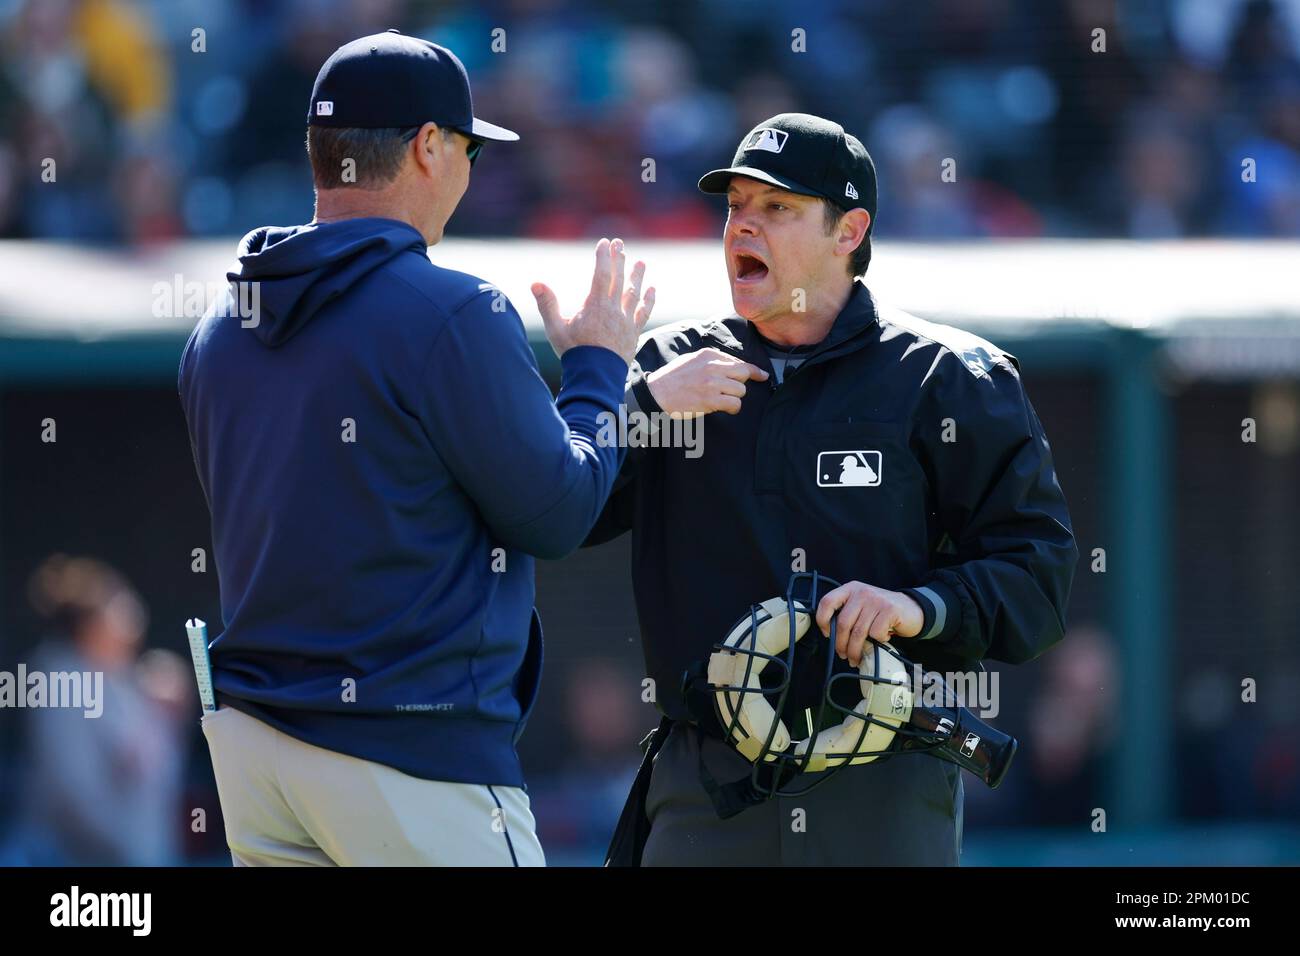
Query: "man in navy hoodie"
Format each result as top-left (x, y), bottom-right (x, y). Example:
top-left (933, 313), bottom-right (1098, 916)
top-left (179, 31), bottom-right (655, 866)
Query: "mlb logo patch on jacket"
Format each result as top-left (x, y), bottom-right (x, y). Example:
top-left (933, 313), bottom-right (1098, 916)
top-left (816, 450), bottom-right (882, 487)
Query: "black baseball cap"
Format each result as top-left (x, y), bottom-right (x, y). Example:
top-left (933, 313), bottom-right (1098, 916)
top-left (308, 29), bottom-right (519, 141)
top-left (699, 113), bottom-right (876, 231)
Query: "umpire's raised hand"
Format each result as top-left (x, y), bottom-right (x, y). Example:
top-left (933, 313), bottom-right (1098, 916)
top-left (532, 237), bottom-right (656, 363)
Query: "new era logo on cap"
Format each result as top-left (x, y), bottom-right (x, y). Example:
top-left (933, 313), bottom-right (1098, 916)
top-left (845, 181), bottom-right (858, 200)
top-left (744, 128), bottom-right (788, 154)
top-left (316, 101), bottom-right (334, 116)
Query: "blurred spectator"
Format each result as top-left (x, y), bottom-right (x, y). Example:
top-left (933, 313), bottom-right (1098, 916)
top-left (0, 0), bottom-right (172, 241)
top-left (964, 625), bottom-right (1118, 828)
top-left (1225, 0), bottom-right (1300, 101)
top-left (0, 555), bottom-right (191, 866)
top-left (1115, 107), bottom-right (1209, 236)
top-left (528, 659), bottom-right (642, 865)
top-left (1218, 76), bottom-right (1300, 234)
top-left (1179, 664), bottom-right (1300, 820)
top-left (1023, 626), bottom-right (1118, 817)
top-left (1, 0), bottom-right (1299, 242)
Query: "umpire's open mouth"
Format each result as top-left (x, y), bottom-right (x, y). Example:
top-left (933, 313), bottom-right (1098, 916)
top-left (734, 252), bottom-right (770, 284)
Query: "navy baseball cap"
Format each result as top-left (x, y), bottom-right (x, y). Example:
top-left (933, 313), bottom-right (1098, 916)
top-left (699, 113), bottom-right (876, 231)
top-left (308, 29), bottom-right (519, 141)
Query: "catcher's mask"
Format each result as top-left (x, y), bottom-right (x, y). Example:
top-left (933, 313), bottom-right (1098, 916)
top-left (681, 571), bottom-right (1017, 819)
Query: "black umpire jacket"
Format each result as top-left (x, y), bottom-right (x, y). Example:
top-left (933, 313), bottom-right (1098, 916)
top-left (585, 280), bottom-right (1078, 724)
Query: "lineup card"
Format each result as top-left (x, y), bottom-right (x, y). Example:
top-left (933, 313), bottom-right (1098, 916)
top-left (185, 618), bottom-right (217, 713)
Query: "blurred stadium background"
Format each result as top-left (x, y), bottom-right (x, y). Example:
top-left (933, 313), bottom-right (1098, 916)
top-left (1, 0), bottom-right (1298, 866)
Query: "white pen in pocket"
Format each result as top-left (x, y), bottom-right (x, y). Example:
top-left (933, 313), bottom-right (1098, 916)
top-left (184, 618), bottom-right (217, 714)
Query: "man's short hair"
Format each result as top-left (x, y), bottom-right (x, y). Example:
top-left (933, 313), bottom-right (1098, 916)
top-left (822, 200), bottom-right (872, 277)
top-left (307, 125), bottom-right (452, 189)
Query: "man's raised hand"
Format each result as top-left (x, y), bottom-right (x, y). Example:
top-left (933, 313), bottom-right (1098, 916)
top-left (532, 238), bottom-right (655, 364)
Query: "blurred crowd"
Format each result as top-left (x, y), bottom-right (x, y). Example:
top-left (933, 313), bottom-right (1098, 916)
top-left (1, 0), bottom-right (1299, 246)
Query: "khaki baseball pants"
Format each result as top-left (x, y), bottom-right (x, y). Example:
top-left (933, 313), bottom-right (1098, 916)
top-left (201, 705), bottom-right (545, 866)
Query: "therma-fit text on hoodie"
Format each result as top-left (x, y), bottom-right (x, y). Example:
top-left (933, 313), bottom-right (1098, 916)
top-left (179, 218), bottom-right (627, 787)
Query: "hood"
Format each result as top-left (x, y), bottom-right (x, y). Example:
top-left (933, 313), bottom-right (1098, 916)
top-left (226, 218), bottom-right (426, 347)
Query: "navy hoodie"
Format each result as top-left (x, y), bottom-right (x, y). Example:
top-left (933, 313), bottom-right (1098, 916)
top-left (178, 218), bottom-right (628, 787)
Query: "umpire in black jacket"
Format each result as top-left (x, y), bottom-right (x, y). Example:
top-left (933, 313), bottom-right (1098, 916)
top-left (588, 114), bottom-right (1077, 865)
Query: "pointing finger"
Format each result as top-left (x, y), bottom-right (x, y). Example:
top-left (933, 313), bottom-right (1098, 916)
top-left (720, 360), bottom-right (770, 382)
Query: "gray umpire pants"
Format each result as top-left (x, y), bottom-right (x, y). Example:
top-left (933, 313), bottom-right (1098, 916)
top-left (640, 722), bottom-right (963, 866)
top-left (202, 705), bottom-right (545, 866)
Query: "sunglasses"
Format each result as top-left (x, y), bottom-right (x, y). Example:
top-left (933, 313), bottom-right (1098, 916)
top-left (401, 127), bottom-right (484, 167)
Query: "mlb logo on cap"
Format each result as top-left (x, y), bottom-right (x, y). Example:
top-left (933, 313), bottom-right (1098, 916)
top-left (745, 128), bottom-right (788, 154)
top-left (316, 101), bottom-right (334, 116)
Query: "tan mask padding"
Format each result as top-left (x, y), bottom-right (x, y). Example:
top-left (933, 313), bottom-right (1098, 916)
top-left (709, 597), bottom-right (915, 768)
